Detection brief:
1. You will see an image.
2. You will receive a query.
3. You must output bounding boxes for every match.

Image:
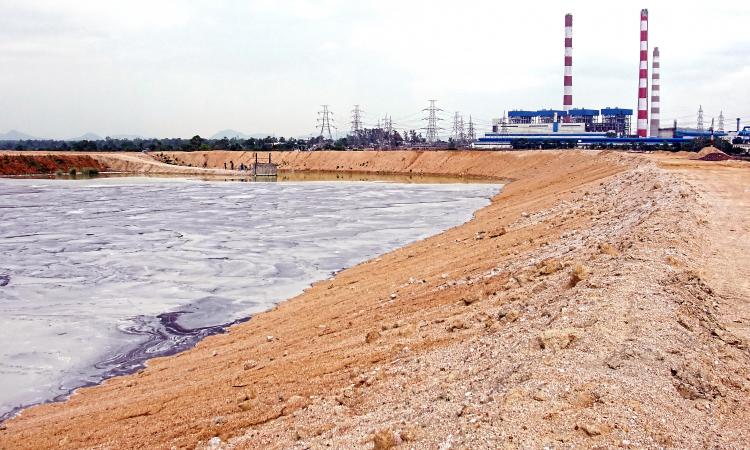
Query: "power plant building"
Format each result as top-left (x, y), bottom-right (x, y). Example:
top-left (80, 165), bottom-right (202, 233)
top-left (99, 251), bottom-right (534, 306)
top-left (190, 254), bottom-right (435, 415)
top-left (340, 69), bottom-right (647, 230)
top-left (491, 108), bottom-right (632, 135)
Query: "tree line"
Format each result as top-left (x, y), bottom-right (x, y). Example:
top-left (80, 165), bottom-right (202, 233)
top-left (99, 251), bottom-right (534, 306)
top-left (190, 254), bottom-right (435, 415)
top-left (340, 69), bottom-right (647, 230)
top-left (0, 128), bottom-right (431, 152)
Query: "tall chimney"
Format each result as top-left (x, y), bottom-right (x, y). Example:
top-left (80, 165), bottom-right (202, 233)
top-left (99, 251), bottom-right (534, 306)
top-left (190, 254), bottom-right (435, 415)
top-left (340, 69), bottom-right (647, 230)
top-left (563, 13), bottom-right (573, 122)
top-left (738, 118), bottom-right (741, 132)
top-left (649, 47), bottom-right (660, 137)
top-left (637, 9), bottom-right (649, 138)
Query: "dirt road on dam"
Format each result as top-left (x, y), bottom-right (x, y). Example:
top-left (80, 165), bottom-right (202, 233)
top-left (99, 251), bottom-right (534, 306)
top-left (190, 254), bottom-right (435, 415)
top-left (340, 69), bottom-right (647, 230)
top-left (1, 150), bottom-right (749, 449)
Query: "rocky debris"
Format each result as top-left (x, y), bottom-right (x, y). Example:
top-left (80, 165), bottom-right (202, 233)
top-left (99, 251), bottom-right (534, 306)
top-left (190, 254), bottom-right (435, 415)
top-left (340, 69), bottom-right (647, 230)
top-left (576, 422), bottom-right (608, 437)
top-left (462, 295), bottom-right (481, 306)
top-left (238, 400), bottom-right (255, 412)
top-left (399, 424), bottom-right (420, 442)
top-left (242, 360), bottom-right (257, 370)
top-left (447, 319), bottom-right (469, 332)
top-left (372, 428), bottom-right (398, 450)
top-left (537, 328), bottom-right (581, 350)
top-left (566, 389), bottom-right (599, 408)
top-left (670, 364), bottom-right (722, 400)
top-left (282, 395), bottom-right (308, 415)
top-left (537, 258), bottom-right (563, 275)
top-left (212, 416), bottom-right (226, 426)
top-left (489, 227), bottom-right (508, 238)
top-left (295, 423), bottom-right (334, 440)
top-left (266, 335), bottom-right (275, 342)
top-left (497, 306), bottom-right (521, 323)
top-left (366, 330), bottom-right (381, 344)
top-left (569, 264), bottom-right (589, 287)
top-left (599, 242), bottom-right (620, 256)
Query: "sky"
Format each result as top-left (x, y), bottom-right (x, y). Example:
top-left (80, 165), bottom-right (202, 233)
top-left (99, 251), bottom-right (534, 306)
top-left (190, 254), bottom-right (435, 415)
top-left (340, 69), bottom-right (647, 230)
top-left (0, 0), bottom-right (748, 139)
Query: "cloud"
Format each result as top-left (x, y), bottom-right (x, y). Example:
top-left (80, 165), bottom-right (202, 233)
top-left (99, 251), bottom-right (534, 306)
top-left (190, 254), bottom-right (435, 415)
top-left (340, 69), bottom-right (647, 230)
top-left (0, 0), bottom-right (748, 138)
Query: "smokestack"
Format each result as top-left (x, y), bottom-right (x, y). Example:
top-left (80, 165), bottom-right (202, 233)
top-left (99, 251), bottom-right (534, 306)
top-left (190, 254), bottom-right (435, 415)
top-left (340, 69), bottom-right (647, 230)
top-left (649, 47), bottom-right (660, 137)
top-left (738, 118), bottom-right (741, 132)
top-left (563, 13), bottom-right (573, 122)
top-left (637, 9), bottom-right (649, 138)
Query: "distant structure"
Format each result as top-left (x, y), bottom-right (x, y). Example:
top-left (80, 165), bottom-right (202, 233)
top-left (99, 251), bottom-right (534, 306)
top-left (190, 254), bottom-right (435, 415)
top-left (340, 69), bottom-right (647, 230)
top-left (697, 105), bottom-right (704, 132)
top-left (382, 115), bottom-right (393, 147)
top-left (318, 105), bottom-right (335, 140)
top-left (636, 9), bottom-right (649, 138)
top-left (650, 47), bottom-right (660, 137)
top-left (451, 112), bottom-right (465, 144)
top-left (351, 105), bottom-right (363, 136)
top-left (718, 111), bottom-right (725, 133)
top-left (467, 116), bottom-right (476, 143)
top-left (422, 100), bottom-right (443, 144)
top-left (563, 13), bottom-right (573, 120)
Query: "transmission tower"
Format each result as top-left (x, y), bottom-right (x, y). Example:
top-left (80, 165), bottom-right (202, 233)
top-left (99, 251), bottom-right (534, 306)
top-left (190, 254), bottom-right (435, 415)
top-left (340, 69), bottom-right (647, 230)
top-left (697, 105), bottom-right (704, 132)
top-left (451, 111), bottom-right (465, 146)
top-left (467, 115), bottom-right (476, 143)
top-left (382, 115), bottom-right (393, 148)
top-left (351, 105), bottom-right (364, 137)
top-left (422, 100), bottom-right (443, 144)
top-left (718, 111), bottom-right (725, 133)
top-left (317, 105), bottom-right (335, 140)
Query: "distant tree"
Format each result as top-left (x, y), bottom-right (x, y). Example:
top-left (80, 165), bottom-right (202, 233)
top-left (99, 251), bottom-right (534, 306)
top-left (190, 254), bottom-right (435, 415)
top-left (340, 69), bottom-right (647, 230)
top-left (189, 135), bottom-right (205, 151)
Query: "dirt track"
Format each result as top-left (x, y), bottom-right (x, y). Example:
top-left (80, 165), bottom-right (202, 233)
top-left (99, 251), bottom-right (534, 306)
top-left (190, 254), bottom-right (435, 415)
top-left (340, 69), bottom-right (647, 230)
top-left (1, 150), bottom-right (749, 449)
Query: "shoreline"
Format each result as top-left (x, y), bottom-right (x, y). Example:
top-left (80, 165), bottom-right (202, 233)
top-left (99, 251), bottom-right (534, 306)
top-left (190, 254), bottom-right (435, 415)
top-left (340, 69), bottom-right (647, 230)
top-left (1, 150), bottom-right (749, 448)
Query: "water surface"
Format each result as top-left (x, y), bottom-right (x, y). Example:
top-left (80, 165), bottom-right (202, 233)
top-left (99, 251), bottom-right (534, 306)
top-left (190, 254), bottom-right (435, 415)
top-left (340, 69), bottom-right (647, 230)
top-left (0, 177), bottom-right (500, 418)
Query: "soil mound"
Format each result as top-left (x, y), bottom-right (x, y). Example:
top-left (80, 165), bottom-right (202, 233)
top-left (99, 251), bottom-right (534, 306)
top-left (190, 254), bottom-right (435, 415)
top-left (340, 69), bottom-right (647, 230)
top-left (694, 146), bottom-right (733, 161)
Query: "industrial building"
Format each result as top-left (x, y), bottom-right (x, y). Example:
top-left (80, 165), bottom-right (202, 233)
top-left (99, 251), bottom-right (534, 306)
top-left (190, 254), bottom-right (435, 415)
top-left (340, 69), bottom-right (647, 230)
top-left (474, 9), bottom-right (722, 149)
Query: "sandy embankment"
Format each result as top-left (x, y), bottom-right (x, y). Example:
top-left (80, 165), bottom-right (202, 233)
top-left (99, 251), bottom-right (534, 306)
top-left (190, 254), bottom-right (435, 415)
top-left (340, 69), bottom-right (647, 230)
top-left (1, 150), bottom-right (749, 449)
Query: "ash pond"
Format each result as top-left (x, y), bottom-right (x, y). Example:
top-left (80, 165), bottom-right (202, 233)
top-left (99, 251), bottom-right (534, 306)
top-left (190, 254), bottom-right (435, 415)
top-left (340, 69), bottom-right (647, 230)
top-left (0, 177), bottom-right (500, 418)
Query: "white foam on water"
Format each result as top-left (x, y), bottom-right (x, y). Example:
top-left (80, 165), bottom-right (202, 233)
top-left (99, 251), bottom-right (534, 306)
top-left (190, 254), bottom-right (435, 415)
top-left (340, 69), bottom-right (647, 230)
top-left (0, 177), bottom-right (500, 416)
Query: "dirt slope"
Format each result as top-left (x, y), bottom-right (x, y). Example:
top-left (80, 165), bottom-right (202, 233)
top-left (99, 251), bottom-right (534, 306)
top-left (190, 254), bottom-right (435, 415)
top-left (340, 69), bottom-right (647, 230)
top-left (1, 150), bottom-right (749, 449)
top-left (0, 153), bottom-right (106, 176)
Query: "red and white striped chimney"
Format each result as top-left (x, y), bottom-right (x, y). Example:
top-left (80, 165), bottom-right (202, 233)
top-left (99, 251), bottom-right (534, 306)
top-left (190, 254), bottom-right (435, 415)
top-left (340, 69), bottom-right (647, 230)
top-left (636, 9), bottom-right (649, 138)
top-left (650, 47), bottom-right (660, 137)
top-left (563, 13), bottom-right (573, 120)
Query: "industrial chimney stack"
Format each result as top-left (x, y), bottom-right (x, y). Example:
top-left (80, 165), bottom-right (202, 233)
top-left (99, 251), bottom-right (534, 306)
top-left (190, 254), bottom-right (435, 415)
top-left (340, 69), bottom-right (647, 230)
top-left (649, 47), bottom-right (660, 137)
top-left (563, 13), bottom-right (573, 120)
top-left (637, 9), bottom-right (649, 138)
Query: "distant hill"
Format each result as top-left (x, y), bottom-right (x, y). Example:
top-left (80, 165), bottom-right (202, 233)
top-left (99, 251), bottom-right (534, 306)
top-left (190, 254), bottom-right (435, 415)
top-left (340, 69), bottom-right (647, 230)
top-left (70, 132), bottom-right (103, 141)
top-left (109, 134), bottom-right (147, 140)
top-left (210, 129), bottom-right (273, 140)
top-left (0, 130), bottom-right (37, 141)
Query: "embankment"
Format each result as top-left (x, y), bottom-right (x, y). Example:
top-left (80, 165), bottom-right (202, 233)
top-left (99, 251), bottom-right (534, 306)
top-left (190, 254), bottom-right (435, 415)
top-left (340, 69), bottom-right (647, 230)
top-left (0, 153), bottom-right (106, 176)
top-left (1, 150), bottom-right (749, 449)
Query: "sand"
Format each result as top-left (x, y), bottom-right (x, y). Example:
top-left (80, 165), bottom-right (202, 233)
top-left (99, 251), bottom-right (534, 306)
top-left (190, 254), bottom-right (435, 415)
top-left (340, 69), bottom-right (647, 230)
top-left (1, 150), bottom-right (749, 449)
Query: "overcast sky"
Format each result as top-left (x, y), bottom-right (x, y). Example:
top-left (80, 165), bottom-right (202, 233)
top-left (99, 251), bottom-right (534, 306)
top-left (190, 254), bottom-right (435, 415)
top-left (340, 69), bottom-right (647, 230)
top-left (0, 0), bottom-right (748, 139)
